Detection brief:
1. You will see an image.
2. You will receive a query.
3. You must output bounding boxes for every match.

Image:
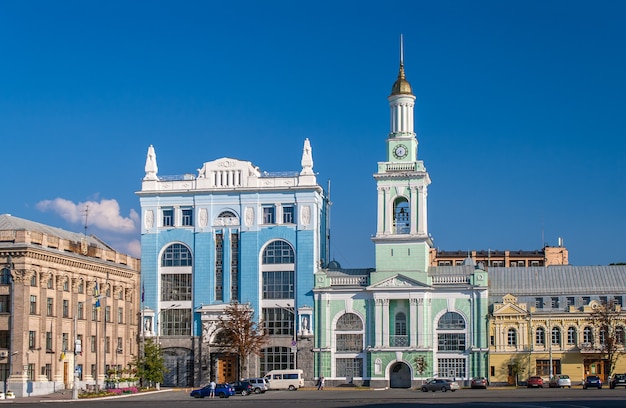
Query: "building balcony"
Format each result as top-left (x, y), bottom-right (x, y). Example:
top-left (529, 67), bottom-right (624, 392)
top-left (390, 335), bottom-right (409, 347)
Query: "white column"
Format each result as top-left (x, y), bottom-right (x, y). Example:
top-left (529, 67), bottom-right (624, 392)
top-left (410, 186), bottom-right (418, 235)
top-left (410, 298), bottom-right (418, 347)
top-left (384, 188), bottom-right (393, 234)
top-left (377, 187), bottom-right (385, 235)
top-left (382, 299), bottom-right (390, 347)
top-left (417, 298), bottom-right (424, 347)
top-left (375, 299), bottom-right (383, 347)
top-left (417, 186), bottom-right (425, 235)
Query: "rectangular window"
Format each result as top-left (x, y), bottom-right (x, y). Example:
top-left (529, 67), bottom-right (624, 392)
top-left (530, 260), bottom-right (541, 266)
top-left (282, 205), bottom-right (295, 224)
top-left (231, 233), bottom-right (239, 300)
top-left (45, 364), bottom-right (52, 381)
top-left (118, 307), bottom-right (124, 324)
top-left (29, 331), bottom-right (37, 349)
top-left (78, 280), bottom-right (84, 293)
top-left (438, 333), bottom-right (466, 351)
top-left (438, 261), bottom-right (452, 266)
top-left (615, 296), bottom-right (623, 307)
top-left (62, 333), bottom-right (69, 352)
top-left (536, 359), bottom-right (561, 376)
top-left (92, 304), bottom-right (98, 321)
top-left (336, 334), bottom-right (363, 352)
top-left (551, 297), bottom-right (559, 308)
top-left (161, 308), bottom-right (192, 336)
top-left (455, 260), bottom-right (463, 266)
top-left (491, 260), bottom-right (504, 267)
top-left (162, 208), bottom-right (174, 227)
top-left (490, 366), bottom-right (495, 377)
top-left (27, 363), bottom-right (35, 381)
top-left (262, 271), bottom-right (295, 299)
top-left (0, 331), bottom-right (9, 349)
top-left (582, 296), bottom-right (590, 305)
top-left (47, 298), bottom-right (54, 316)
top-left (215, 232), bottom-right (223, 302)
top-left (0, 295), bottom-right (9, 313)
top-left (63, 279), bottom-right (69, 292)
top-left (105, 337), bottom-right (110, 353)
top-left (181, 208), bottom-right (193, 226)
top-left (600, 296), bottom-right (608, 305)
top-left (63, 300), bottom-right (69, 317)
top-left (161, 274), bottom-right (192, 301)
top-left (91, 336), bottom-right (96, 352)
top-left (47, 278), bottom-right (53, 289)
top-left (77, 364), bottom-right (83, 381)
top-left (117, 337), bottom-right (123, 353)
top-left (45, 332), bottom-right (52, 351)
top-left (91, 365), bottom-right (96, 381)
top-left (263, 206), bottom-right (275, 224)
top-left (262, 307), bottom-right (294, 336)
top-left (566, 297), bottom-right (575, 307)
top-left (105, 306), bottom-right (111, 323)
top-left (336, 358), bottom-right (363, 378)
top-left (535, 297), bottom-right (544, 309)
top-left (77, 302), bottom-right (84, 319)
top-left (31, 274), bottom-right (37, 286)
top-left (77, 334), bottom-right (83, 353)
top-left (438, 358), bottom-right (466, 379)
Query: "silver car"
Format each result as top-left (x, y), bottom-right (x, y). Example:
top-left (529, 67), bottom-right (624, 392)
top-left (420, 379), bottom-right (460, 392)
top-left (549, 374), bottom-right (572, 388)
top-left (243, 377), bottom-right (269, 393)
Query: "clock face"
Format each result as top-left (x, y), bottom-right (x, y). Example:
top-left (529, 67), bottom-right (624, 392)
top-left (393, 144), bottom-right (408, 159)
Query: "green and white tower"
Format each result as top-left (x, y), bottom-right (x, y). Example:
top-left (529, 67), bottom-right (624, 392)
top-left (372, 38), bottom-right (432, 285)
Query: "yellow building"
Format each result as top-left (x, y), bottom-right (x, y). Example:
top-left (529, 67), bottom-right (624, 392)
top-left (431, 245), bottom-right (568, 267)
top-left (489, 266), bottom-right (626, 386)
top-left (0, 214), bottom-right (141, 397)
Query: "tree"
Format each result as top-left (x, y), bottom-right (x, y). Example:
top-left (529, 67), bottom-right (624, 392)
top-left (215, 301), bottom-right (268, 379)
top-left (414, 355), bottom-right (428, 384)
top-left (503, 354), bottom-right (528, 387)
top-left (591, 299), bottom-right (626, 379)
top-left (132, 338), bottom-right (166, 388)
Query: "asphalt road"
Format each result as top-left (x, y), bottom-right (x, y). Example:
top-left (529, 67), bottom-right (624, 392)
top-left (6, 387), bottom-right (626, 408)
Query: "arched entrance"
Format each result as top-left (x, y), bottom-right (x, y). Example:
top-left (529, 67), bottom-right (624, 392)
top-left (389, 362), bottom-right (412, 388)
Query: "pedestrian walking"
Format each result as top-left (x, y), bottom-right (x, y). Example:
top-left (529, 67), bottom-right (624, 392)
top-left (317, 376), bottom-right (325, 390)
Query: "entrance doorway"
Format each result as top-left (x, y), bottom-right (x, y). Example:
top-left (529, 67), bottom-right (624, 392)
top-left (389, 362), bottom-right (412, 388)
top-left (217, 356), bottom-right (237, 384)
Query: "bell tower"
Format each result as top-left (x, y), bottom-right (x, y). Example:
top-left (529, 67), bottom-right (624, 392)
top-left (372, 37), bottom-right (432, 281)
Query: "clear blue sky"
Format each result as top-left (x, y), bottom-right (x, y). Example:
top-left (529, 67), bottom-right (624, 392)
top-left (1, 1), bottom-right (624, 266)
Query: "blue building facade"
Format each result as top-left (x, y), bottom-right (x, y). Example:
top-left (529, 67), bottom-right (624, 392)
top-left (138, 139), bottom-right (326, 386)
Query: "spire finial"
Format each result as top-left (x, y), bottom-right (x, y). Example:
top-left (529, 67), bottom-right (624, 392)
top-left (400, 34), bottom-right (404, 66)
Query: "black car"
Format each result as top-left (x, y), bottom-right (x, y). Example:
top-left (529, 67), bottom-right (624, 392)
top-left (610, 373), bottom-right (626, 389)
top-left (583, 375), bottom-right (602, 389)
top-left (230, 381), bottom-right (254, 396)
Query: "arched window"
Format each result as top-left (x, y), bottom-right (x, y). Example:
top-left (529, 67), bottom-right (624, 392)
top-left (535, 327), bottom-right (545, 345)
top-left (216, 210), bottom-right (239, 226)
top-left (262, 240), bottom-right (294, 299)
top-left (336, 313), bottom-right (363, 352)
top-left (600, 326), bottom-right (608, 345)
top-left (395, 312), bottom-right (407, 335)
top-left (438, 312), bottom-right (466, 330)
top-left (551, 327), bottom-right (561, 346)
top-left (507, 328), bottom-right (517, 346)
top-left (161, 243), bottom-right (192, 267)
top-left (161, 243), bottom-right (192, 302)
top-left (263, 240), bottom-right (294, 264)
top-left (30, 272), bottom-right (37, 287)
top-left (437, 312), bottom-right (466, 351)
top-left (567, 327), bottom-right (577, 345)
top-left (583, 326), bottom-right (594, 344)
top-left (393, 198), bottom-right (410, 234)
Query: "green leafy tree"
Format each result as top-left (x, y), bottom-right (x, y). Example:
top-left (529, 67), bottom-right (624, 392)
top-left (132, 338), bottom-right (166, 388)
top-left (215, 301), bottom-right (268, 379)
top-left (414, 355), bottom-right (428, 385)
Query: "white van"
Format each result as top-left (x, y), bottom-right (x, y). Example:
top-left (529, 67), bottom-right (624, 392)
top-left (264, 369), bottom-right (304, 390)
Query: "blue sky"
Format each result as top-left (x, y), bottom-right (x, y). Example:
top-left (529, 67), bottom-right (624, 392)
top-left (1, 1), bottom-right (624, 267)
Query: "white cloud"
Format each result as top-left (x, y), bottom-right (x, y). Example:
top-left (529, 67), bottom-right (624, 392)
top-left (36, 197), bottom-right (138, 234)
top-left (125, 239), bottom-right (142, 258)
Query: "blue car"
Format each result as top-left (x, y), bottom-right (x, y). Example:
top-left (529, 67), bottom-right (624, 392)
top-left (190, 383), bottom-right (235, 398)
top-left (583, 375), bottom-right (602, 389)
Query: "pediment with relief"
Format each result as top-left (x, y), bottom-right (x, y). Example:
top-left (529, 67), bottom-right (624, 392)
top-left (368, 274), bottom-right (431, 290)
top-left (493, 301), bottom-right (528, 316)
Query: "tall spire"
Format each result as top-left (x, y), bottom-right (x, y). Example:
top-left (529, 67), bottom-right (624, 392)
top-left (390, 34), bottom-right (413, 96)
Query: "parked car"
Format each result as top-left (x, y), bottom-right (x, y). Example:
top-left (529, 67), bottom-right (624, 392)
top-left (190, 383), bottom-right (234, 398)
top-left (470, 377), bottom-right (488, 389)
top-left (229, 381), bottom-right (254, 396)
top-left (243, 377), bottom-right (269, 393)
top-left (420, 379), bottom-right (460, 392)
top-left (527, 376), bottom-right (544, 388)
top-left (583, 375), bottom-right (602, 389)
top-left (549, 374), bottom-right (572, 388)
top-left (610, 373), bottom-right (626, 389)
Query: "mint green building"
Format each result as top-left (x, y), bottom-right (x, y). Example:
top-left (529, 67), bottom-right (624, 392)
top-left (312, 50), bottom-right (489, 388)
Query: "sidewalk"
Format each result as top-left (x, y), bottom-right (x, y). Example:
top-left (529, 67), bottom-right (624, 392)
top-left (1, 388), bottom-right (171, 404)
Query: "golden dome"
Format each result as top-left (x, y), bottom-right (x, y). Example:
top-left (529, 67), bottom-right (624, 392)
top-left (390, 62), bottom-right (413, 95)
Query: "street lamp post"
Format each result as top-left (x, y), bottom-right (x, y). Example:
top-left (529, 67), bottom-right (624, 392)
top-left (155, 304), bottom-right (180, 390)
top-left (276, 304), bottom-right (297, 369)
